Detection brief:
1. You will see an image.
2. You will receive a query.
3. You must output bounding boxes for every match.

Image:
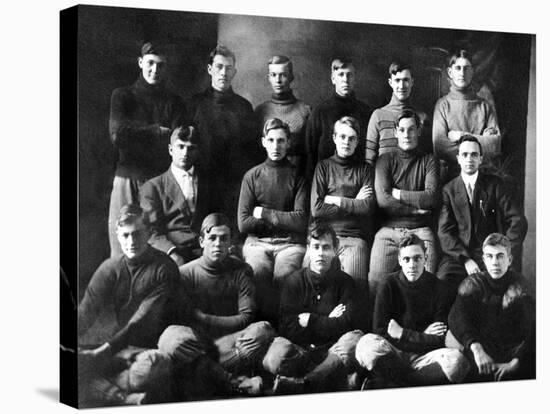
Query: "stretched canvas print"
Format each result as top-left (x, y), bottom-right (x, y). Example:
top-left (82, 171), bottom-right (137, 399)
top-left (60, 3), bottom-right (536, 409)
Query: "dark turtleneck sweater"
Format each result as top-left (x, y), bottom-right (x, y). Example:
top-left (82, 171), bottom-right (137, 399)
top-left (375, 147), bottom-right (440, 228)
top-left (366, 95), bottom-right (431, 165)
top-left (109, 75), bottom-right (187, 180)
top-left (311, 153), bottom-right (375, 239)
top-left (433, 85), bottom-right (500, 167)
top-left (448, 270), bottom-right (535, 362)
top-left (373, 270), bottom-right (451, 353)
top-left (238, 157), bottom-right (308, 242)
top-left (78, 247), bottom-right (179, 352)
top-left (188, 86), bottom-right (260, 181)
top-left (279, 265), bottom-right (367, 347)
top-left (178, 255), bottom-right (256, 339)
top-left (305, 92), bottom-right (372, 179)
top-left (254, 90), bottom-right (311, 161)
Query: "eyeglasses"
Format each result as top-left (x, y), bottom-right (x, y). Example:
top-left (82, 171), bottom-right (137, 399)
top-left (400, 255), bottom-right (425, 263)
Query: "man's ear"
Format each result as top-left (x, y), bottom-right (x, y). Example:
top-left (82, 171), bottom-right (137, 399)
top-left (447, 67), bottom-right (452, 79)
top-left (387, 77), bottom-right (392, 88)
top-left (207, 64), bottom-right (212, 76)
top-left (138, 57), bottom-right (143, 68)
top-left (199, 236), bottom-right (205, 249)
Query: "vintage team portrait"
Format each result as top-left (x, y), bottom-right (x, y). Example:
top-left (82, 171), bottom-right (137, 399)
top-left (60, 3), bottom-right (536, 409)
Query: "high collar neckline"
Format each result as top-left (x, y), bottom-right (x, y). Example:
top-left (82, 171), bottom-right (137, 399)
top-left (331, 152), bottom-right (354, 165)
top-left (271, 90), bottom-right (297, 104)
top-left (449, 85), bottom-right (477, 100)
top-left (265, 157), bottom-right (290, 167)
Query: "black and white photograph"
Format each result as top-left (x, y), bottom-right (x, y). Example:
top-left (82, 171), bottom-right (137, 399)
top-left (3, 1), bottom-right (547, 413)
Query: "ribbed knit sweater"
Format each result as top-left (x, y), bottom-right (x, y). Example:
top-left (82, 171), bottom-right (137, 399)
top-left (375, 148), bottom-right (440, 228)
top-left (305, 93), bottom-right (372, 178)
top-left (373, 270), bottom-right (451, 353)
top-left (311, 154), bottom-right (376, 239)
top-left (433, 86), bottom-right (500, 167)
top-left (366, 95), bottom-right (430, 165)
top-left (238, 158), bottom-right (308, 242)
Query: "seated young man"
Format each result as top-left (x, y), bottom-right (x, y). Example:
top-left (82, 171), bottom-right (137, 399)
top-left (446, 233), bottom-right (535, 381)
top-left (238, 118), bottom-right (308, 324)
top-left (141, 126), bottom-right (211, 267)
top-left (78, 204), bottom-right (179, 407)
top-left (156, 213), bottom-right (276, 399)
top-left (261, 220), bottom-right (368, 394)
top-left (310, 116), bottom-right (376, 294)
top-left (355, 234), bottom-right (469, 388)
top-left (369, 109), bottom-right (440, 298)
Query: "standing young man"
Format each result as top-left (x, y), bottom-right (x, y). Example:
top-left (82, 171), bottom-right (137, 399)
top-left (108, 42), bottom-right (186, 257)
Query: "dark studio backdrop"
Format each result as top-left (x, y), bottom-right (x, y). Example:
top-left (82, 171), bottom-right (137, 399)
top-left (74, 4), bottom-right (536, 301)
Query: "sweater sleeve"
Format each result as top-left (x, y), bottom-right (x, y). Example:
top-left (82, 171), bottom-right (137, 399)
top-left (310, 163), bottom-right (341, 219)
top-left (365, 110), bottom-right (380, 165)
top-left (279, 274), bottom-right (314, 345)
top-left (398, 154), bottom-right (441, 209)
top-left (140, 180), bottom-right (176, 254)
top-left (432, 99), bottom-right (456, 165)
top-left (237, 170), bottom-right (271, 235)
top-left (338, 164), bottom-right (377, 216)
top-left (375, 156), bottom-right (418, 216)
top-left (447, 277), bottom-right (484, 351)
top-left (261, 175), bottom-right (309, 234)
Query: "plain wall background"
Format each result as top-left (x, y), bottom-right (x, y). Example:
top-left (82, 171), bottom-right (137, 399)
top-left (75, 4), bottom-right (534, 297)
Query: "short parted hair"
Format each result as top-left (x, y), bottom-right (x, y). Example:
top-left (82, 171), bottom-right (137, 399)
top-left (116, 204), bottom-right (149, 228)
top-left (483, 233), bottom-right (512, 256)
top-left (334, 116), bottom-right (360, 137)
top-left (170, 125), bottom-right (199, 145)
top-left (331, 57), bottom-right (354, 73)
top-left (268, 55), bottom-right (294, 77)
top-left (200, 213), bottom-right (232, 238)
top-left (398, 233), bottom-right (426, 253)
top-left (209, 44), bottom-right (236, 65)
top-left (457, 134), bottom-right (483, 156)
top-left (140, 41), bottom-right (167, 57)
top-left (307, 220), bottom-right (339, 249)
top-left (396, 109), bottom-right (421, 129)
top-left (388, 60), bottom-right (412, 77)
top-left (263, 118), bottom-right (290, 139)
top-left (448, 49), bottom-right (472, 67)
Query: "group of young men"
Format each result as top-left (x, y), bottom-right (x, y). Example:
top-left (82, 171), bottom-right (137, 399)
top-left (76, 42), bottom-right (535, 407)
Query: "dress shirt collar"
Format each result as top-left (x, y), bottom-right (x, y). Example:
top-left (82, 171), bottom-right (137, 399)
top-left (171, 164), bottom-right (195, 178)
top-left (461, 170), bottom-right (479, 188)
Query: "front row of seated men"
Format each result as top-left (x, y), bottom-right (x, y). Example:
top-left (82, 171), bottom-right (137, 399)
top-left (78, 203), bottom-right (534, 406)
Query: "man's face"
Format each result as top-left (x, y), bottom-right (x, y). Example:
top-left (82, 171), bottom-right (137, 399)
top-left (388, 69), bottom-right (414, 101)
top-left (116, 218), bottom-right (150, 260)
top-left (262, 128), bottom-right (290, 161)
top-left (457, 141), bottom-right (483, 175)
top-left (200, 225), bottom-right (231, 265)
top-left (482, 244), bottom-right (512, 279)
top-left (398, 244), bottom-right (427, 282)
top-left (138, 54), bottom-right (166, 85)
top-left (333, 122), bottom-right (359, 158)
top-left (331, 66), bottom-right (356, 97)
top-left (447, 57), bottom-right (474, 89)
top-left (208, 54), bottom-right (237, 92)
top-left (308, 234), bottom-right (337, 275)
top-left (396, 117), bottom-right (419, 151)
top-left (268, 63), bottom-right (292, 94)
top-left (169, 139), bottom-right (198, 171)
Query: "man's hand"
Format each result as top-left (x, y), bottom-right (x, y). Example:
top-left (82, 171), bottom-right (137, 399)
top-left (298, 313), bottom-right (311, 328)
top-left (391, 188), bottom-right (401, 200)
top-left (356, 186), bottom-right (373, 200)
top-left (328, 303), bottom-right (346, 318)
top-left (464, 258), bottom-right (481, 275)
top-left (448, 130), bottom-right (464, 142)
top-left (253, 206), bottom-right (263, 219)
top-left (424, 322), bottom-right (447, 336)
top-left (387, 319), bottom-right (403, 340)
top-left (324, 195), bottom-right (341, 207)
top-left (235, 376), bottom-right (263, 396)
top-left (169, 252), bottom-right (185, 267)
top-left (493, 358), bottom-right (520, 381)
top-left (470, 342), bottom-right (495, 375)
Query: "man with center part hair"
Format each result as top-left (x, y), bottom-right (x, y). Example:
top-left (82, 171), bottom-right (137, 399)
top-left (108, 42), bottom-right (186, 257)
top-left (355, 234), bottom-right (469, 388)
top-left (305, 57), bottom-right (372, 179)
top-left (156, 213), bottom-right (275, 399)
top-left (369, 109), bottom-right (440, 298)
top-left (311, 116), bottom-right (376, 293)
top-left (446, 233), bottom-right (535, 381)
top-left (366, 60), bottom-right (430, 165)
top-left (188, 45), bottom-right (260, 229)
top-left (141, 126), bottom-right (212, 267)
top-left (262, 220), bottom-right (368, 394)
top-left (255, 56), bottom-right (311, 175)
top-left (238, 118), bottom-right (309, 325)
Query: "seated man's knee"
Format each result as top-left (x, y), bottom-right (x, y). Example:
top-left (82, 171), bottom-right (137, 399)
top-left (243, 321), bottom-right (276, 346)
top-left (157, 325), bottom-right (205, 365)
top-left (262, 337), bottom-right (307, 376)
top-left (123, 349), bottom-right (172, 393)
top-left (355, 333), bottom-right (392, 370)
top-left (330, 330), bottom-right (364, 370)
top-left (437, 349), bottom-right (470, 383)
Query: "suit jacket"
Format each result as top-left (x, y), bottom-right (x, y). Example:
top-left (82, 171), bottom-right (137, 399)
top-left (438, 173), bottom-right (527, 263)
top-left (140, 167), bottom-right (212, 254)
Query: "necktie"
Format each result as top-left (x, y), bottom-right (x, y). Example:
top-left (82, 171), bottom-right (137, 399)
top-left (467, 182), bottom-right (474, 204)
top-left (181, 172), bottom-right (196, 213)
